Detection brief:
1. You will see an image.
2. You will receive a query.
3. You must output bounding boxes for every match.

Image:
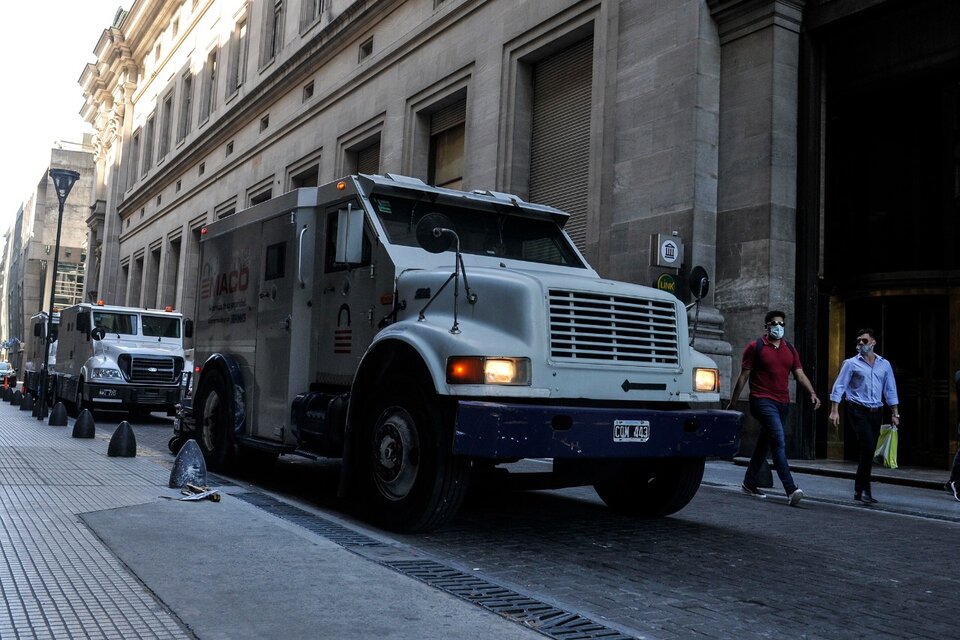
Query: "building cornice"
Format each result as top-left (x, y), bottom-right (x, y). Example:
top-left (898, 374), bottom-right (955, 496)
top-left (707, 0), bottom-right (806, 43)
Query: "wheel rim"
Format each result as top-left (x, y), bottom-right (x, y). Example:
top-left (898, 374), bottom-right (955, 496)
top-left (201, 388), bottom-right (222, 452)
top-left (371, 407), bottom-right (421, 501)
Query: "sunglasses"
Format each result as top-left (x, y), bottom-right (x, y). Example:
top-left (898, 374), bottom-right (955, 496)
top-left (766, 321), bottom-right (785, 327)
top-left (857, 338), bottom-right (871, 344)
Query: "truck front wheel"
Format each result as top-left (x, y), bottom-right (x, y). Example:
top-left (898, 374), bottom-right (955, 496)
top-left (359, 379), bottom-right (468, 533)
top-left (194, 370), bottom-right (234, 471)
top-left (593, 457), bottom-right (705, 517)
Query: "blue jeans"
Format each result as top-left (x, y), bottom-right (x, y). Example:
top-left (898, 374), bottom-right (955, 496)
top-left (744, 397), bottom-right (797, 495)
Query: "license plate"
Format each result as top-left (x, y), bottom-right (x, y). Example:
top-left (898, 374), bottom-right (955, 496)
top-left (614, 420), bottom-right (650, 442)
top-left (98, 388), bottom-right (118, 398)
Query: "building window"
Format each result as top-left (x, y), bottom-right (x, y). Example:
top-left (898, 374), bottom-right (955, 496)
top-left (299, 0), bottom-right (324, 31)
top-left (158, 91), bottom-right (174, 159)
top-left (249, 188), bottom-right (272, 206)
top-left (176, 180), bottom-right (182, 193)
top-left (227, 18), bottom-right (248, 95)
top-left (199, 48), bottom-right (218, 123)
top-left (128, 129), bottom-right (142, 187)
top-left (177, 73), bottom-right (193, 142)
top-left (172, 18), bottom-right (179, 38)
top-left (303, 80), bottom-right (314, 102)
top-left (142, 114), bottom-right (156, 176)
top-left (154, 43), bottom-right (162, 62)
top-left (260, 114), bottom-right (270, 132)
top-left (358, 37), bottom-right (373, 63)
top-left (428, 100), bottom-right (466, 189)
top-left (345, 137), bottom-right (380, 175)
top-left (162, 237), bottom-right (182, 309)
top-left (226, 140), bottom-right (234, 156)
top-left (199, 162), bottom-right (205, 176)
top-left (261, 0), bottom-right (284, 67)
top-left (290, 163), bottom-right (319, 189)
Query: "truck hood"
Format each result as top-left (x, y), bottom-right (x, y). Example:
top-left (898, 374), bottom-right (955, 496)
top-left (92, 341), bottom-right (185, 360)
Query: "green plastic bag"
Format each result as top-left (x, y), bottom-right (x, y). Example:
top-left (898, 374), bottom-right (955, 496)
top-left (873, 424), bottom-right (898, 469)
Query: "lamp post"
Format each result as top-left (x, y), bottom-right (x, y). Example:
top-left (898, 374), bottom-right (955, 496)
top-left (37, 168), bottom-right (80, 419)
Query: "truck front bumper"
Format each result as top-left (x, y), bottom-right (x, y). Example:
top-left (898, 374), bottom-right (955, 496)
top-left (85, 382), bottom-right (182, 406)
top-left (453, 401), bottom-right (742, 459)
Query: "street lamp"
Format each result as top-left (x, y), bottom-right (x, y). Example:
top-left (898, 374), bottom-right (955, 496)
top-left (37, 168), bottom-right (80, 419)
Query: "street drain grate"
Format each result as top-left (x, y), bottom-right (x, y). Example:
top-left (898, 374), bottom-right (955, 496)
top-left (234, 491), bottom-right (382, 547)
top-left (235, 491), bottom-right (636, 640)
top-left (387, 559), bottom-right (634, 640)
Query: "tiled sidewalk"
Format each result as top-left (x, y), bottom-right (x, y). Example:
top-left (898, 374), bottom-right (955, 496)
top-left (0, 406), bottom-right (191, 639)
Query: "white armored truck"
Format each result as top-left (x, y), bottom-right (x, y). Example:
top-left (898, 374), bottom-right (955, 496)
top-left (23, 311), bottom-right (59, 393)
top-left (176, 174), bottom-right (741, 532)
top-left (52, 303), bottom-right (191, 416)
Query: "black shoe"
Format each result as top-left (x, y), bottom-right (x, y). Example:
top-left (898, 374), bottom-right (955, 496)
top-left (741, 482), bottom-right (766, 498)
top-left (857, 492), bottom-right (878, 504)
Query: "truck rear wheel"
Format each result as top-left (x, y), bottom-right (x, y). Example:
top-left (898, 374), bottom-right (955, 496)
top-left (360, 379), bottom-right (468, 533)
top-left (593, 457), bottom-right (705, 517)
top-left (194, 370), bottom-right (235, 471)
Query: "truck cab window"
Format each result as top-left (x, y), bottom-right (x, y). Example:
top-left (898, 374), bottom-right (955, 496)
top-left (325, 206), bottom-right (371, 272)
top-left (93, 312), bottom-right (137, 336)
top-left (142, 315), bottom-right (182, 338)
top-left (265, 242), bottom-right (286, 280)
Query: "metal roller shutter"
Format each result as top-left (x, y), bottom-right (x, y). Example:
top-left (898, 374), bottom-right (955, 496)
top-left (529, 37), bottom-right (593, 248)
top-left (357, 141), bottom-right (381, 175)
top-left (431, 100), bottom-right (466, 135)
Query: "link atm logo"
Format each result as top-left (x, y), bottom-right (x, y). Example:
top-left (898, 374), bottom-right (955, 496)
top-left (200, 266), bottom-right (250, 299)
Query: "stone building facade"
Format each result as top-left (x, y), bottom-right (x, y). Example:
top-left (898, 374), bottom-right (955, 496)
top-left (80, 0), bottom-right (960, 469)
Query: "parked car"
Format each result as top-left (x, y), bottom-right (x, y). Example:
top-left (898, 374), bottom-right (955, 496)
top-left (0, 362), bottom-right (17, 387)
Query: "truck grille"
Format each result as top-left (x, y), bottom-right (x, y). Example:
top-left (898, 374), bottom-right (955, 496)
top-left (118, 355), bottom-right (183, 383)
top-left (548, 290), bottom-right (680, 365)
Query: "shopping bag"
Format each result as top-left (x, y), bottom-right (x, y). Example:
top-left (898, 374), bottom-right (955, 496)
top-left (873, 424), bottom-right (898, 469)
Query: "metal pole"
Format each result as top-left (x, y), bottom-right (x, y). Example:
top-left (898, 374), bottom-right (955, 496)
top-left (36, 199), bottom-right (66, 420)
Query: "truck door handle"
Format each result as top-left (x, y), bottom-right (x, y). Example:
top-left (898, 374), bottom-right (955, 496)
top-left (259, 292), bottom-right (270, 299)
top-left (297, 226), bottom-right (307, 289)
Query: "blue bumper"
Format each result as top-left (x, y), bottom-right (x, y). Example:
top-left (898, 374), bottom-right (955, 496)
top-left (452, 401), bottom-right (742, 459)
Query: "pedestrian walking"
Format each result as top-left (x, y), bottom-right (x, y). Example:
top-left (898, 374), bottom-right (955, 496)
top-left (727, 310), bottom-right (820, 506)
top-left (946, 448), bottom-right (960, 502)
top-left (828, 327), bottom-right (900, 504)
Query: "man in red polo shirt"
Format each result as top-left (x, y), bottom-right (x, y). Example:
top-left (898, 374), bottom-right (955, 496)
top-left (727, 310), bottom-right (821, 505)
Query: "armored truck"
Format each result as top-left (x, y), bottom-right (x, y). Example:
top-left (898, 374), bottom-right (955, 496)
top-left (52, 302), bottom-right (190, 415)
top-left (23, 311), bottom-right (59, 393)
top-left (177, 174), bottom-right (741, 532)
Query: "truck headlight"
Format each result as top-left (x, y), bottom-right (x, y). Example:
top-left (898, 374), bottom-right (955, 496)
top-left (694, 367), bottom-right (719, 393)
top-left (92, 368), bottom-right (122, 380)
top-left (446, 357), bottom-right (531, 385)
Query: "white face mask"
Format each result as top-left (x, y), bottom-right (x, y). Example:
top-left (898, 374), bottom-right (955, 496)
top-left (768, 324), bottom-right (785, 340)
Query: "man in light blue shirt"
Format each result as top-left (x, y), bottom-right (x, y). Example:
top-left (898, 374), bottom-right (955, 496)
top-left (828, 327), bottom-right (900, 504)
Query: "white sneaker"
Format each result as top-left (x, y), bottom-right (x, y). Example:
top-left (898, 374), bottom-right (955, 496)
top-left (788, 488), bottom-right (804, 506)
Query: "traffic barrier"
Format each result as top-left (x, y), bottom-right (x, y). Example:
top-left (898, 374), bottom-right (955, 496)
top-left (72, 409), bottom-right (95, 438)
top-left (19, 393), bottom-right (34, 412)
top-left (107, 421), bottom-right (137, 457)
top-left (48, 402), bottom-right (68, 427)
top-left (10, 390), bottom-right (21, 405)
top-left (168, 439), bottom-right (207, 489)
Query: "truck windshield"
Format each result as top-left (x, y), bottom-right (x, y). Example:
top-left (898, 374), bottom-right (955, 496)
top-left (370, 194), bottom-right (585, 267)
top-left (142, 315), bottom-right (181, 338)
top-left (93, 312), bottom-right (137, 336)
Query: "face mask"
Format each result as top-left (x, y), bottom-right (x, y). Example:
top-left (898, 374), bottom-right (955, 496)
top-left (858, 343), bottom-right (873, 355)
top-left (768, 325), bottom-right (784, 340)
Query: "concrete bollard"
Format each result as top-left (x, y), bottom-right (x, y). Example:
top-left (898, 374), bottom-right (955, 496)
top-left (72, 409), bottom-right (96, 439)
top-left (49, 402), bottom-right (68, 427)
top-left (2, 387), bottom-right (11, 402)
top-left (107, 421), bottom-right (137, 457)
top-left (169, 439), bottom-right (207, 488)
top-left (19, 393), bottom-right (34, 412)
top-left (11, 390), bottom-right (22, 405)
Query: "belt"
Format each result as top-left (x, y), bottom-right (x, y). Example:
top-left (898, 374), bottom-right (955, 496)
top-left (849, 402), bottom-right (882, 413)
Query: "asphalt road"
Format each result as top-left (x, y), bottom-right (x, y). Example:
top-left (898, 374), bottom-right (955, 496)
top-left (122, 412), bottom-right (959, 640)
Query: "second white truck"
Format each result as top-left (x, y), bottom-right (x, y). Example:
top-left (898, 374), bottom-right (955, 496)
top-left (52, 302), bottom-right (192, 416)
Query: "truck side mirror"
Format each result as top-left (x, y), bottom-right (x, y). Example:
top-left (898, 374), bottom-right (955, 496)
top-left (689, 265), bottom-right (710, 301)
top-left (90, 327), bottom-right (106, 341)
top-left (184, 319), bottom-right (194, 339)
top-left (415, 213), bottom-right (455, 254)
top-left (335, 204), bottom-right (364, 264)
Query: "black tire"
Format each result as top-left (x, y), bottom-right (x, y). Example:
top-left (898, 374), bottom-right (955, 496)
top-left (168, 436), bottom-right (184, 455)
top-left (593, 457), bottom-right (705, 517)
top-left (358, 377), bottom-right (468, 533)
top-left (69, 378), bottom-right (87, 418)
top-left (193, 369), bottom-right (235, 471)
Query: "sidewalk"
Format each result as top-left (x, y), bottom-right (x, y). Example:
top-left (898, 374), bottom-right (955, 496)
top-left (0, 400), bottom-right (543, 639)
top-left (733, 456), bottom-right (951, 491)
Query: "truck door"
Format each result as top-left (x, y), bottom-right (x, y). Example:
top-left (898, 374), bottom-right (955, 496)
top-left (253, 214), bottom-right (296, 442)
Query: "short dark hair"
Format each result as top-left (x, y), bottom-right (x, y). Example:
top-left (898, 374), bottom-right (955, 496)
top-left (765, 310), bottom-right (786, 325)
top-left (855, 327), bottom-right (875, 340)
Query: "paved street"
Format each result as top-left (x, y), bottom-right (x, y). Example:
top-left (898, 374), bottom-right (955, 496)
top-left (5, 407), bottom-right (958, 639)
top-left (120, 412), bottom-right (960, 640)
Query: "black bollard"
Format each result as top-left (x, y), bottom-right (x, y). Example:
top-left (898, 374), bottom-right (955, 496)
top-left (49, 402), bottom-right (68, 427)
top-left (72, 409), bottom-right (96, 438)
top-left (108, 421), bottom-right (137, 457)
top-left (169, 439), bottom-right (207, 488)
top-left (11, 390), bottom-right (22, 405)
top-left (3, 387), bottom-right (11, 402)
top-left (19, 392), bottom-right (34, 412)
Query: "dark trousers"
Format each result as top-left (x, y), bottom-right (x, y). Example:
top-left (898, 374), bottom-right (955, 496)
top-left (951, 447), bottom-right (960, 484)
top-left (847, 403), bottom-right (882, 494)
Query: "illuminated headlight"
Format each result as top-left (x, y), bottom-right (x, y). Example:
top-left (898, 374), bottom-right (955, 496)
top-left (446, 357), bottom-right (531, 385)
top-left (92, 368), bottom-right (122, 380)
top-left (694, 367), bottom-right (719, 393)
